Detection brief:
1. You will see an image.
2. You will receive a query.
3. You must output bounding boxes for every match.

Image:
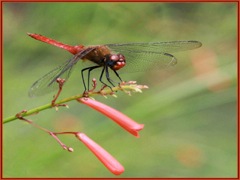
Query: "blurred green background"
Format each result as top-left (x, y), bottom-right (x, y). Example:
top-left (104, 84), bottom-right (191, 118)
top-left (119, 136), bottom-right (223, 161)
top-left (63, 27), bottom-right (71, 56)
top-left (3, 2), bottom-right (237, 178)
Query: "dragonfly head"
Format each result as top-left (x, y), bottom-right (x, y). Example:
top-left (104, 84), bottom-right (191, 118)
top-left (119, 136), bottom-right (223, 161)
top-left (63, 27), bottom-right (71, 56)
top-left (107, 54), bottom-right (126, 70)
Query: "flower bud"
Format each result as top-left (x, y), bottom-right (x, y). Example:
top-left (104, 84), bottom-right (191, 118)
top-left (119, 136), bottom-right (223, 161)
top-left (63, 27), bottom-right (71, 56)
top-left (76, 133), bottom-right (124, 175)
top-left (78, 98), bottom-right (144, 137)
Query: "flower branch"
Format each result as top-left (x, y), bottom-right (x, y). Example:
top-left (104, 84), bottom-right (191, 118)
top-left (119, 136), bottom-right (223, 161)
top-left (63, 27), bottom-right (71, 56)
top-left (3, 81), bottom-right (148, 124)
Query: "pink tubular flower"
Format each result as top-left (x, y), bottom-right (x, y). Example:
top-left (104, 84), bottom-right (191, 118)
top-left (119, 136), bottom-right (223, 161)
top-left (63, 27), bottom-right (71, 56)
top-left (76, 133), bottom-right (124, 175)
top-left (78, 98), bottom-right (144, 137)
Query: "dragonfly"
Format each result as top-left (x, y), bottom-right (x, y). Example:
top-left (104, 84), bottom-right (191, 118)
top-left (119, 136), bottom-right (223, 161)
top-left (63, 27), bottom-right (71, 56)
top-left (28, 37), bottom-right (202, 97)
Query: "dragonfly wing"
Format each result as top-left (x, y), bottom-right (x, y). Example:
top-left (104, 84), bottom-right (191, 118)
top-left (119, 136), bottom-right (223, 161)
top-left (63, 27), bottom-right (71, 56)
top-left (28, 61), bottom-right (74, 97)
top-left (106, 41), bottom-right (202, 73)
top-left (106, 41), bottom-right (202, 53)
top-left (28, 47), bottom-right (96, 97)
top-left (117, 51), bottom-right (178, 73)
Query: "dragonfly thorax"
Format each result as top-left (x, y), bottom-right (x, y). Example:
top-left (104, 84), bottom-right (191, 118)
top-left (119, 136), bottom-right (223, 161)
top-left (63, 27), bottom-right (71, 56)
top-left (105, 54), bottom-right (126, 70)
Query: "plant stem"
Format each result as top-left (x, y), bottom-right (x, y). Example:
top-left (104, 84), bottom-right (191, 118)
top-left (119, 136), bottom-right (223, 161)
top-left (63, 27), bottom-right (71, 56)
top-left (3, 94), bottom-right (81, 124)
top-left (3, 84), bottom-right (146, 124)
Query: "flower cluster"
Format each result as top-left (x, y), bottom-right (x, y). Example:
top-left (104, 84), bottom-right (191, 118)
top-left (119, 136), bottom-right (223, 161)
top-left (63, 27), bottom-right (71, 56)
top-left (66, 96), bottom-right (145, 175)
top-left (77, 98), bottom-right (144, 174)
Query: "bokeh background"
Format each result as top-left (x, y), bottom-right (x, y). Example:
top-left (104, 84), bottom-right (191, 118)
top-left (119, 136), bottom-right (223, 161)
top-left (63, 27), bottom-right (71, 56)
top-left (3, 2), bottom-right (237, 178)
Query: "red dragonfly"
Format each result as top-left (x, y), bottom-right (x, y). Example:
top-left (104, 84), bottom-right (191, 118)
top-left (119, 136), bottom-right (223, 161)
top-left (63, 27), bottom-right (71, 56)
top-left (28, 33), bottom-right (202, 97)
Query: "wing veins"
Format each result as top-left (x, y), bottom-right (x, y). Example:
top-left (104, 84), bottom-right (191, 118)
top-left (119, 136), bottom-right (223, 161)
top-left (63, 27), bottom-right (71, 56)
top-left (106, 41), bottom-right (202, 53)
top-left (29, 47), bottom-right (96, 97)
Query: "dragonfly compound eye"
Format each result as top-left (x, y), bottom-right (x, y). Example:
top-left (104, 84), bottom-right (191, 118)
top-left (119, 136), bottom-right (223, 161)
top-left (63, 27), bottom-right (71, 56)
top-left (118, 54), bottom-right (125, 61)
top-left (110, 54), bottom-right (119, 61)
top-left (109, 54), bottom-right (126, 70)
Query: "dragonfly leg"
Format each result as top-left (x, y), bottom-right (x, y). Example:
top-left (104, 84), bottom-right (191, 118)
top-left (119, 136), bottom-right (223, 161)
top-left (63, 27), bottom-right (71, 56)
top-left (105, 66), bottom-right (115, 87)
top-left (87, 66), bottom-right (102, 91)
top-left (113, 70), bottom-right (123, 82)
top-left (81, 65), bottom-right (100, 92)
top-left (99, 65), bottom-right (113, 90)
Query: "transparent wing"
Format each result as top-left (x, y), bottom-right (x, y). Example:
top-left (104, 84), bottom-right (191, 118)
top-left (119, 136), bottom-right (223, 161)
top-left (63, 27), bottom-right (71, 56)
top-left (118, 51), bottom-right (178, 73)
top-left (28, 48), bottom-right (95, 97)
top-left (106, 41), bottom-right (202, 73)
top-left (106, 41), bottom-right (202, 53)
